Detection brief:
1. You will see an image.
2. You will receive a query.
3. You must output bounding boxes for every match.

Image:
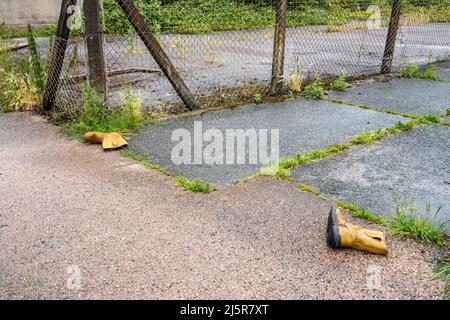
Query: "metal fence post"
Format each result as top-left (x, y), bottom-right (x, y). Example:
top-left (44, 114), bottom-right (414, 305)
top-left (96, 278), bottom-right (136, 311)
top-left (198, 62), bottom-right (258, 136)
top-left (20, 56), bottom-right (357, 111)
top-left (269, 0), bottom-right (288, 96)
top-left (43, 0), bottom-right (76, 112)
top-left (381, 0), bottom-right (402, 74)
top-left (83, 0), bottom-right (107, 97)
top-left (116, 0), bottom-right (199, 111)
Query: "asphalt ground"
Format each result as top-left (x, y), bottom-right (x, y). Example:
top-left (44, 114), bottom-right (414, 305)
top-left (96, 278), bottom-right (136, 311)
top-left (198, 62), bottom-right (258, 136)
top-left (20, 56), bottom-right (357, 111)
top-left (0, 113), bottom-right (446, 299)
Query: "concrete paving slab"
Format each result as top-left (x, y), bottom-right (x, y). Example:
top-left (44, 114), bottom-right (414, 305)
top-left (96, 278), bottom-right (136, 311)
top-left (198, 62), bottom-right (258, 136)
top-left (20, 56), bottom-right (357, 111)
top-left (291, 125), bottom-right (450, 229)
top-left (329, 78), bottom-right (450, 116)
top-left (129, 99), bottom-right (406, 186)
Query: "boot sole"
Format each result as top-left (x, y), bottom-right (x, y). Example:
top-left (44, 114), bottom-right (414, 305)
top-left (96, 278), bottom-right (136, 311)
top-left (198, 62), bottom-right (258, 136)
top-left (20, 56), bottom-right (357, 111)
top-left (327, 207), bottom-right (341, 248)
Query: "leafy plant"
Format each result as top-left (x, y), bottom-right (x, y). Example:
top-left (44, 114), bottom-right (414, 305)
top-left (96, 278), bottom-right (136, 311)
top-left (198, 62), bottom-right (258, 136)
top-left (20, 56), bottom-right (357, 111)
top-left (331, 69), bottom-right (349, 91)
top-left (422, 64), bottom-right (442, 81)
top-left (399, 62), bottom-right (422, 78)
top-left (253, 93), bottom-right (263, 104)
top-left (303, 74), bottom-right (325, 99)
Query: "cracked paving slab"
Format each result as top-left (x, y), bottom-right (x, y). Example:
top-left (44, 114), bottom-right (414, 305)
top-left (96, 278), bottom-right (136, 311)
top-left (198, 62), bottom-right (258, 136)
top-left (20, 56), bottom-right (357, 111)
top-left (291, 125), bottom-right (450, 229)
top-left (329, 78), bottom-right (450, 116)
top-left (0, 113), bottom-right (446, 299)
top-left (129, 99), bottom-right (406, 186)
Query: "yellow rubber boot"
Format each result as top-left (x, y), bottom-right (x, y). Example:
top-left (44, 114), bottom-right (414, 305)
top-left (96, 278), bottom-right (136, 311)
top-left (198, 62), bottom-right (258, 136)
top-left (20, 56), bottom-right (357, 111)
top-left (327, 207), bottom-right (388, 255)
top-left (83, 132), bottom-right (128, 150)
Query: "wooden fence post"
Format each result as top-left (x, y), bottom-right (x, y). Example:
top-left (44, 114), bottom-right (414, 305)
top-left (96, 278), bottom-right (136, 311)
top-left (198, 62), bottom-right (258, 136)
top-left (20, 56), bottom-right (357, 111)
top-left (43, 0), bottom-right (76, 111)
top-left (116, 0), bottom-right (199, 111)
top-left (269, 0), bottom-right (287, 96)
top-left (83, 0), bottom-right (107, 97)
top-left (381, 0), bottom-right (402, 74)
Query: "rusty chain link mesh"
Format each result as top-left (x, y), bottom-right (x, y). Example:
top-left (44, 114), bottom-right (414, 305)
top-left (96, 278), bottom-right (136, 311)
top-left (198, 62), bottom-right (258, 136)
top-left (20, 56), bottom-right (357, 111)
top-left (1, 0), bottom-right (449, 114)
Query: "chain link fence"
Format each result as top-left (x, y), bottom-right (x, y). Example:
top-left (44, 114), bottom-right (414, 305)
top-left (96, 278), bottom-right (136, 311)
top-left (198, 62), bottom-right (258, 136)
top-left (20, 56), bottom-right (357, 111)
top-left (1, 0), bottom-right (449, 114)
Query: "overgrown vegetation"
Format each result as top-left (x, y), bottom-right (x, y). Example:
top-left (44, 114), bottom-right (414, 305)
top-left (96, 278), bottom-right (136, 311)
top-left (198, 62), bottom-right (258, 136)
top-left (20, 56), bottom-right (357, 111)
top-left (65, 85), bottom-right (146, 139)
top-left (176, 176), bottom-right (212, 193)
top-left (1, 1), bottom-right (449, 38)
top-left (303, 74), bottom-right (325, 99)
top-left (0, 25), bottom-right (44, 112)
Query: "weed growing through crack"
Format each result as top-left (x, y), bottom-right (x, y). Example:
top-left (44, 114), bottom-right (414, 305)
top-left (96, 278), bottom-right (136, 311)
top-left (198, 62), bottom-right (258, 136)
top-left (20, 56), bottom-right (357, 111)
top-left (303, 74), bottom-right (324, 99)
top-left (260, 161), bottom-right (290, 180)
top-left (298, 184), bottom-right (322, 196)
top-left (278, 144), bottom-right (352, 170)
top-left (422, 64), bottom-right (442, 81)
top-left (65, 85), bottom-right (146, 139)
top-left (389, 198), bottom-right (448, 246)
top-left (446, 108), bottom-right (450, 116)
top-left (331, 69), bottom-right (349, 91)
top-left (399, 62), bottom-right (422, 78)
top-left (253, 93), bottom-right (263, 104)
top-left (176, 176), bottom-right (212, 193)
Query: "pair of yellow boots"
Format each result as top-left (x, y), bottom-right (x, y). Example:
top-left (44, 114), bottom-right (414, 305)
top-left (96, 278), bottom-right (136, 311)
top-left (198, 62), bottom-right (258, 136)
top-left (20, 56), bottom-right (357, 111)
top-left (327, 207), bottom-right (388, 255)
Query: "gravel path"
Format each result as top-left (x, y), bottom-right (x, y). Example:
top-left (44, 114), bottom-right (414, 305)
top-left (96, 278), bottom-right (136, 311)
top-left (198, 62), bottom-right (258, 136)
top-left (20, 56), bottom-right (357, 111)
top-left (0, 112), bottom-right (446, 299)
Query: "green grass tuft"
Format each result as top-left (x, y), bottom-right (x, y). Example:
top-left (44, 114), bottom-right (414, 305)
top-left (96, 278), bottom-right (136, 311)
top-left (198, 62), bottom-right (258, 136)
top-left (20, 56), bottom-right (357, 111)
top-left (399, 62), bottom-right (422, 78)
top-left (176, 176), bottom-right (212, 193)
top-left (260, 161), bottom-right (291, 180)
top-left (331, 69), bottom-right (349, 91)
top-left (389, 199), bottom-right (448, 246)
